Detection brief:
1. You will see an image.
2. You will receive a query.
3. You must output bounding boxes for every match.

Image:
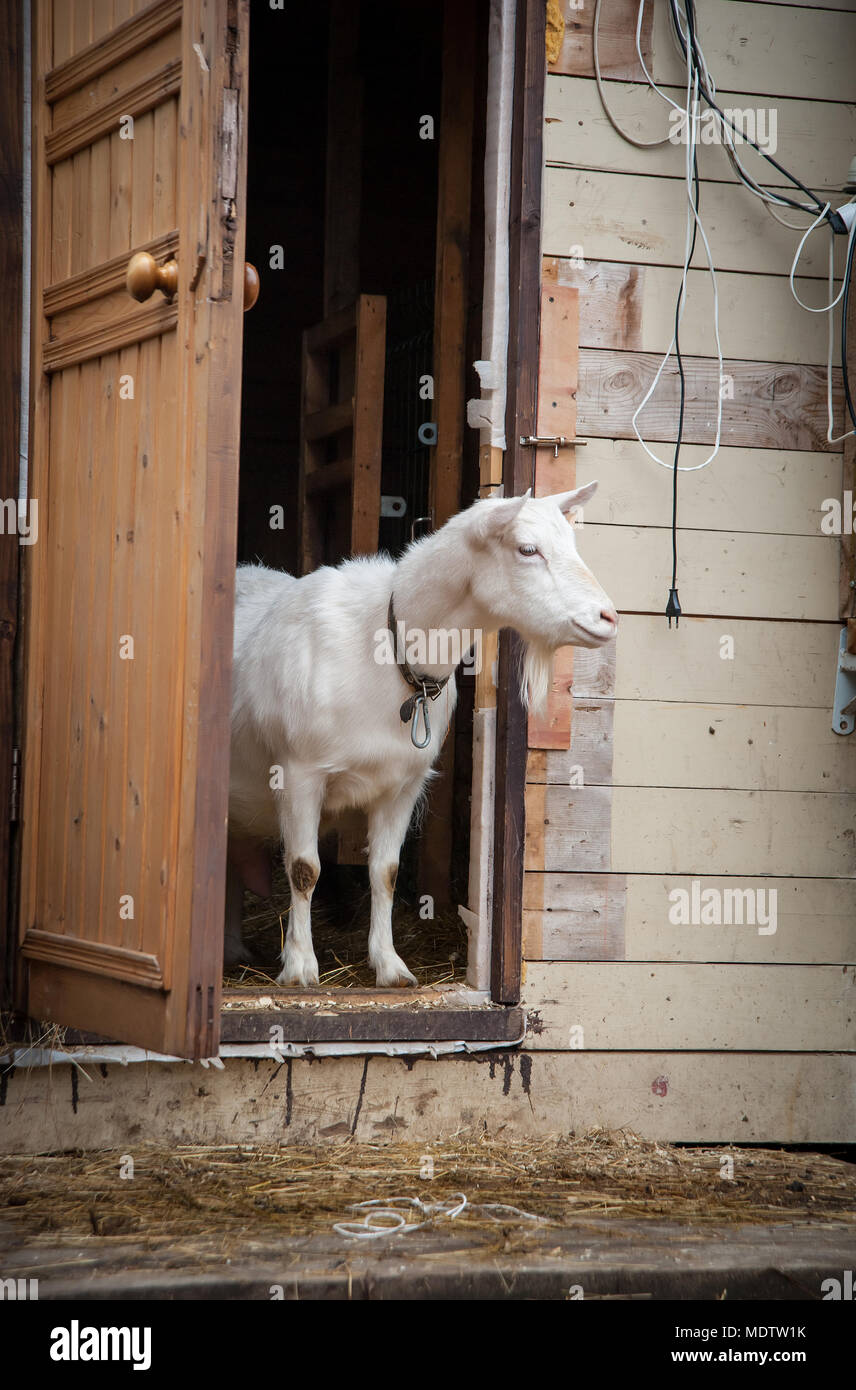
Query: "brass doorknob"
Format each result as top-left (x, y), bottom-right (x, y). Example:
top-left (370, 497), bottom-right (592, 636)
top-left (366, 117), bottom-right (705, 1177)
top-left (126, 251), bottom-right (178, 302)
top-left (243, 262), bottom-right (260, 311)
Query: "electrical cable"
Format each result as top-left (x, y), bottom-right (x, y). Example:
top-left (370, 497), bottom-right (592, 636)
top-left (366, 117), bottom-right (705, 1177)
top-left (669, 0), bottom-right (827, 216)
top-left (630, 61), bottom-right (724, 474)
top-left (666, 0), bottom-right (702, 627)
top-left (593, 0), bottom-right (672, 147)
top-left (842, 228), bottom-right (856, 429)
top-left (667, 155), bottom-right (701, 628)
top-left (592, 0), bottom-right (856, 615)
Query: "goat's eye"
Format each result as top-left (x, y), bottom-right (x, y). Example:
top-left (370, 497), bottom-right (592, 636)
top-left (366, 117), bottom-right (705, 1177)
top-left (518, 543), bottom-right (538, 556)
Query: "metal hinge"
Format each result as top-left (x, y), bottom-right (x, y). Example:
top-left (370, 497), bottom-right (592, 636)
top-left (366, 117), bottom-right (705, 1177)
top-left (10, 747), bottom-right (20, 821)
top-left (833, 626), bottom-right (856, 735)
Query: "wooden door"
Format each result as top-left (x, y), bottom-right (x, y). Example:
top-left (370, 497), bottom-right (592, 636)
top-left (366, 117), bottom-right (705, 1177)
top-left (18, 0), bottom-right (249, 1059)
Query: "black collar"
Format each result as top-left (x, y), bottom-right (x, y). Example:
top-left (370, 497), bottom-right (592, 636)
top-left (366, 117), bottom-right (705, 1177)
top-left (386, 594), bottom-right (451, 699)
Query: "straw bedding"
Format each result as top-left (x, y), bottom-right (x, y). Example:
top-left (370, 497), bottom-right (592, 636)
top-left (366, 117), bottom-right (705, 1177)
top-left (2, 1132), bottom-right (855, 1249)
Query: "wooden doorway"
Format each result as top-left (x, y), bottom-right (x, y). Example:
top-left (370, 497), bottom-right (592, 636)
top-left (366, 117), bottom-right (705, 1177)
top-left (14, 0), bottom-right (249, 1059)
top-left (233, 0), bottom-right (486, 986)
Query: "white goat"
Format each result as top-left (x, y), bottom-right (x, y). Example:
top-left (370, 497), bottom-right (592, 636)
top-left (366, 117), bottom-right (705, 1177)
top-left (226, 485), bottom-right (617, 987)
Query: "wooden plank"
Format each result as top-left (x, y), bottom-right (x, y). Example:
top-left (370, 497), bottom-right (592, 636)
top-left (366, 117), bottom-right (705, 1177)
top-left (525, 872), bottom-right (856, 964)
top-left (528, 646), bottom-right (575, 748)
top-left (46, 0), bottom-right (181, 102)
top-left (0, 0), bottom-right (23, 1004)
top-left (52, 0), bottom-right (74, 66)
top-left (304, 301), bottom-right (357, 353)
top-left (44, 230), bottom-right (179, 316)
top-left (546, 256), bottom-right (844, 368)
top-left (531, 701), bottom-right (856, 793)
top-left (90, 0), bottom-right (115, 49)
top-left (430, 0), bottom-right (476, 529)
top-left (544, 76), bottom-right (856, 193)
top-left (303, 400), bottom-right (353, 443)
top-left (492, 0), bottom-right (546, 1005)
top-left (52, 29), bottom-right (181, 132)
top-left (18, 0), bottom-right (54, 990)
top-left (152, 96), bottom-right (177, 230)
top-left (544, 168), bottom-right (847, 278)
top-left (303, 458), bottom-right (353, 495)
top-left (528, 283), bottom-right (579, 748)
top-left (573, 437), bottom-right (842, 536)
top-left (548, 0), bottom-right (653, 80)
top-left (3, 1048), bottom-right (856, 1146)
top-left (577, 350), bottom-right (844, 453)
top-left (130, 112), bottom-right (155, 248)
top-left (523, 871), bottom-right (627, 961)
top-left (474, 627), bottom-right (498, 710)
top-left (219, 1005), bottom-right (526, 1044)
top-left (531, 785), bottom-right (856, 876)
top-left (612, 701), bottom-right (856, 792)
top-left (50, 158), bottom-right (73, 284)
top-left (550, 0), bottom-right (856, 101)
top-left (528, 694), bottom-right (615, 786)
top-left (584, 614), bottom-right (842, 708)
top-left (580, 523), bottom-right (839, 620)
top-left (523, 963), bottom-right (856, 1051)
top-left (841, 269), bottom-right (856, 617)
top-left (43, 301), bottom-right (178, 372)
top-left (70, 148), bottom-right (90, 276)
top-left (45, 62), bottom-right (182, 165)
top-left (649, 0), bottom-right (856, 103)
top-left (350, 296), bottom-right (386, 556)
top-left (21, 930), bottom-right (163, 987)
top-left (72, 0), bottom-right (92, 57)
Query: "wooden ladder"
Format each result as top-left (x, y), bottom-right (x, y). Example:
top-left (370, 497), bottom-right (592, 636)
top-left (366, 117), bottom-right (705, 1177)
top-left (298, 294), bottom-right (387, 574)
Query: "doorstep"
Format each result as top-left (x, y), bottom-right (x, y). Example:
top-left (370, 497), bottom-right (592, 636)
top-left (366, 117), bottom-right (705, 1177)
top-left (219, 982), bottom-right (525, 1044)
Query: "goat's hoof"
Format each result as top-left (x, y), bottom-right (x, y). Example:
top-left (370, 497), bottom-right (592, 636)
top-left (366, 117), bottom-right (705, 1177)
top-left (276, 952), bottom-right (320, 988)
top-left (372, 954), bottom-right (418, 988)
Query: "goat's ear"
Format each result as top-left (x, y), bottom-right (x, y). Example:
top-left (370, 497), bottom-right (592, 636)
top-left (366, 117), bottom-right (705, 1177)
top-left (551, 481), bottom-right (598, 515)
top-left (472, 489), bottom-right (531, 545)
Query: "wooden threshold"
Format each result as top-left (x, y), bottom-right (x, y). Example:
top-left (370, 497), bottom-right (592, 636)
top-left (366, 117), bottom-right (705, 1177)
top-left (5, 993), bottom-right (525, 1048)
top-left (220, 994), bottom-right (525, 1044)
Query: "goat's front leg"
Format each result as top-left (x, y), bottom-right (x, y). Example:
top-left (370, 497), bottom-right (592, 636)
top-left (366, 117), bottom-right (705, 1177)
top-left (367, 780), bottom-right (425, 988)
top-left (275, 767), bottom-right (324, 987)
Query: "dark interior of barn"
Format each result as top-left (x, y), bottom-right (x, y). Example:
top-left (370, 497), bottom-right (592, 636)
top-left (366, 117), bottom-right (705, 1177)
top-left (227, 0), bottom-right (486, 989)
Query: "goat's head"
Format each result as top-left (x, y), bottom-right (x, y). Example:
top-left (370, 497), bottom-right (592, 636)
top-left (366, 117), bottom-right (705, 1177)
top-left (466, 485), bottom-right (618, 708)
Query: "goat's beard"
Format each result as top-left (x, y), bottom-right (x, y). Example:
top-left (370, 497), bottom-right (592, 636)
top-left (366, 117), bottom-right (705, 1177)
top-left (519, 640), bottom-right (554, 715)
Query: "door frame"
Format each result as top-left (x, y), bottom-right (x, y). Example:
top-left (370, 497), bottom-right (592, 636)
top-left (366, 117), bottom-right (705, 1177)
top-left (491, 0), bottom-right (546, 1005)
top-left (0, 0), bottom-right (25, 1013)
top-left (1, 0), bottom-right (543, 1043)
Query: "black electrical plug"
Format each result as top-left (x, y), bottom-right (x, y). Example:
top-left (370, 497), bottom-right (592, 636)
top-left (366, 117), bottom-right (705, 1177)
top-left (666, 588), bottom-right (681, 628)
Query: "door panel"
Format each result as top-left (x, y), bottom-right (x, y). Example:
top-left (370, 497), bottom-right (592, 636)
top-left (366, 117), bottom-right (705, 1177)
top-left (19, 0), bottom-right (248, 1058)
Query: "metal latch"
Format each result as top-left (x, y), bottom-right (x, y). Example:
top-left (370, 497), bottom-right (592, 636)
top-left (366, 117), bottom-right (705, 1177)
top-left (832, 626), bottom-right (856, 735)
top-left (519, 436), bottom-right (587, 457)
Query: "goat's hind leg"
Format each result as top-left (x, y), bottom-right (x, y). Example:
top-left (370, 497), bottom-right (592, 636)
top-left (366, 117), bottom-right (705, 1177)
top-left (367, 781), bottom-right (424, 988)
top-left (275, 769), bottom-right (324, 988)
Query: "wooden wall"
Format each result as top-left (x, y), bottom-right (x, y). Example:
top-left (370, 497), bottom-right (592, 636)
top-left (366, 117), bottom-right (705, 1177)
top-left (520, 0), bottom-right (856, 1133)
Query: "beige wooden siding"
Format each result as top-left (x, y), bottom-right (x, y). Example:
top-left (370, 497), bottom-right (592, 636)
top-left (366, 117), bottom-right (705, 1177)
top-left (525, 0), bottom-right (855, 1113)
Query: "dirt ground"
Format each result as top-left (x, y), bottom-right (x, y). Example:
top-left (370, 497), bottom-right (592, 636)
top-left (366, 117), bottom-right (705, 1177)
top-left (2, 1132), bottom-right (855, 1298)
top-left (2, 1131), bottom-right (854, 1244)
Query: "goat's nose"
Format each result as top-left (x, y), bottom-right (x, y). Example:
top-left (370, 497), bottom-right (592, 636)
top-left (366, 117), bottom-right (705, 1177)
top-left (600, 605), bottom-right (618, 629)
